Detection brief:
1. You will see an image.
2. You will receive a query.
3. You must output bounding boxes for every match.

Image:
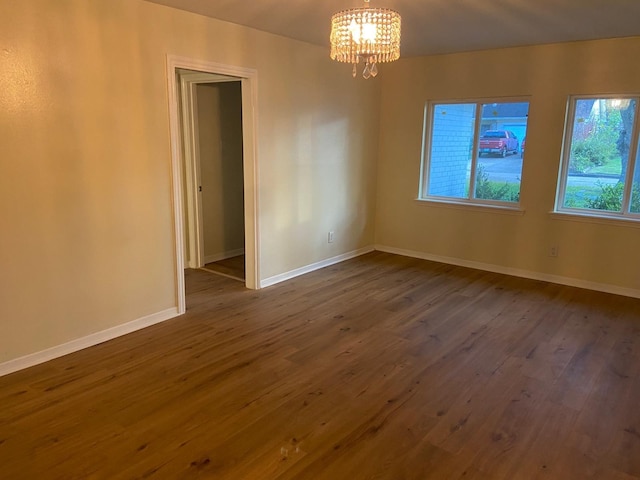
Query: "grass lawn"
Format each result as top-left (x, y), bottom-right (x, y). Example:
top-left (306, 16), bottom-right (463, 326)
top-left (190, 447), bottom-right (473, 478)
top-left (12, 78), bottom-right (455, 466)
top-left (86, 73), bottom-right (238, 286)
top-left (562, 185), bottom-right (602, 208)
top-left (588, 157), bottom-right (621, 175)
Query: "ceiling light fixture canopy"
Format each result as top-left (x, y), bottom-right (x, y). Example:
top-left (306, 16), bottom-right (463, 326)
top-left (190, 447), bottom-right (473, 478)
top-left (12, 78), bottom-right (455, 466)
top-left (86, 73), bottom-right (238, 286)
top-left (330, 0), bottom-right (401, 79)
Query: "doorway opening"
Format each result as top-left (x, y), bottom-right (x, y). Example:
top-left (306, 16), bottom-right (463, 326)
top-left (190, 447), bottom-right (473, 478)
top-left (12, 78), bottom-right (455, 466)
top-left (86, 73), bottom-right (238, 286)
top-left (178, 71), bottom-right (245, 283)
top-left (167, 56), bottom-right (260, 314)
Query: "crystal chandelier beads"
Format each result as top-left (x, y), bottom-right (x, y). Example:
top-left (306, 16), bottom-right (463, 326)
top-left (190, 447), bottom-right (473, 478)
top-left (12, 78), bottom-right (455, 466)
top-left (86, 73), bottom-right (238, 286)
top-left (330, 0), bottom-right (401, 79)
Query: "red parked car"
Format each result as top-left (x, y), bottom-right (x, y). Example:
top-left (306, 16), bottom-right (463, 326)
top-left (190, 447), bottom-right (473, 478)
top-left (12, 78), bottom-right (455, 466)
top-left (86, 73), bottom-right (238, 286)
top-left (479, 130), bottom-right (519, 157)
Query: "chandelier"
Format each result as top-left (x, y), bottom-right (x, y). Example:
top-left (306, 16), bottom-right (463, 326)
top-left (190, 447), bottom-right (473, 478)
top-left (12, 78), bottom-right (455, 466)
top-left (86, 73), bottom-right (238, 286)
top-left (330, 0), bottom-right (401, 79)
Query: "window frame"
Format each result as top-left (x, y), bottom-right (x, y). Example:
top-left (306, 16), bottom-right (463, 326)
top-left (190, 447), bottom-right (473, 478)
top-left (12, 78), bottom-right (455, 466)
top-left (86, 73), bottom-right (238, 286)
top-left (418, 97), bottom-right (530, 209)
top-left (555, 94), bottom-right (640, 220)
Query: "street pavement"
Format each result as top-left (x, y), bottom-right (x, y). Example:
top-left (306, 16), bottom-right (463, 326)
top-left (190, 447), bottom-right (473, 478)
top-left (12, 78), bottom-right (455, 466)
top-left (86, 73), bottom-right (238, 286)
top-left (480, 154), bottom-right (619, 187)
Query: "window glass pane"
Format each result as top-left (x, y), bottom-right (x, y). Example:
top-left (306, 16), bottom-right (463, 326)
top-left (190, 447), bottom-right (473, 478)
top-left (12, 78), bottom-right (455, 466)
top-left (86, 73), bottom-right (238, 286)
top-left (475, 102), bottom-right (528, 203)
top-left (562, 98), bottom-right (636, 212)
top-left (426, 103), bottom-right (475, 199)
top-left (630, 116), bottom-right (640, 213)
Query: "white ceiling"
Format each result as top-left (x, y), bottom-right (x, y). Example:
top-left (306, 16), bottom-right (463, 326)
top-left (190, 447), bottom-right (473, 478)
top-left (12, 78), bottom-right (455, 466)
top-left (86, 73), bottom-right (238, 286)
top-left (145, 0), bottom-right (640, 57)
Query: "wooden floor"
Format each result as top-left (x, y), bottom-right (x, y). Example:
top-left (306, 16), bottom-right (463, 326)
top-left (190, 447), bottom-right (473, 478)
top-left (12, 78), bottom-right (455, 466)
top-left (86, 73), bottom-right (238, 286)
top-left (1, 251), bottom-right (640, 479)
top-left (203, 255), bottom-right (245, 282)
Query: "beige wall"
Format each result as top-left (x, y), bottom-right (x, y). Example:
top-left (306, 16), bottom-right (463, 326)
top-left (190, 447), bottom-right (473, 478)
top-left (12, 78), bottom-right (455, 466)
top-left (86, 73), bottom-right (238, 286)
top-left (5, 0), bottom-right (636, 369)
top-left (0, 0), bottom-right (379, 364)
top-left (376, 36), bottom-right (640, 293)
top-left (196, 82), bottom-right (245, 262)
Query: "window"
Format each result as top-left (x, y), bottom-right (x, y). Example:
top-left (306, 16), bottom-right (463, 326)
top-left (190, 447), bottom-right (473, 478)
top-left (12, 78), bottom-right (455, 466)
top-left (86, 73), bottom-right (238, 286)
top-left (419, 99), bottom-right (529, 206)
top-left (557, 96), bottom-right (640, 218)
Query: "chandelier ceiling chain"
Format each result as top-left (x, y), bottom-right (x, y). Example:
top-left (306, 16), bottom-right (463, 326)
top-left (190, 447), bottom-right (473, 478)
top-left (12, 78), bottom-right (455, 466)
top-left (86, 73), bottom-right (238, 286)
top-left (330, 0), bottom-right (401, 79)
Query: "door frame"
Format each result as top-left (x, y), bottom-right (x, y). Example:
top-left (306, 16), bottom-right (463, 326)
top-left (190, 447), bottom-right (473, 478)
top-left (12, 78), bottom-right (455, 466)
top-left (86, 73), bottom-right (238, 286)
top-left (166, 55), bottom-right (260, 313)
top-left (179, 72), bottom-right (241, 270)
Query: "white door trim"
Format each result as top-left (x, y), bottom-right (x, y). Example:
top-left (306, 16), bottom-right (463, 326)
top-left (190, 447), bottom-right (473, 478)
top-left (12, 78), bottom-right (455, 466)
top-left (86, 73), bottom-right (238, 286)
top-left (166, 55), bottom-right (260, 314)
top-left (179, 77), bottom-right (202, 269)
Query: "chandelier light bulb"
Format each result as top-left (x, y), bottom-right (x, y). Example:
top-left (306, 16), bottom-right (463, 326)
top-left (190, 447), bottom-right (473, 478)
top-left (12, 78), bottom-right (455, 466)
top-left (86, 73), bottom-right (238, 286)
top-left (330, 0), bottom-right (401, 79)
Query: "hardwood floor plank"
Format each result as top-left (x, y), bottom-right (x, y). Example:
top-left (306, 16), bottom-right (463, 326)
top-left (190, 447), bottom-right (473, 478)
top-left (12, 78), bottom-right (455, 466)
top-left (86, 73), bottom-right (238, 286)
top-left (1, 251), bottom-right (640, 479)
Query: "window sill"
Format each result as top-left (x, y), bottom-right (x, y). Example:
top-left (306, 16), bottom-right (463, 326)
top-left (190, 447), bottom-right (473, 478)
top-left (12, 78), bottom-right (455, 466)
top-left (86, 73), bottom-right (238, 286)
top-left (550, 210), bottom-right (640, 228)
top-left (415, 198), bottom-right (525, 216)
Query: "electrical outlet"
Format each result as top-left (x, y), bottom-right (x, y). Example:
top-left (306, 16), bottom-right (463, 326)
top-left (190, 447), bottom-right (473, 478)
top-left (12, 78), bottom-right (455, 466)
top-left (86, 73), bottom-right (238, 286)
top-left (549, 246), bottom-right (558, 257)
top-left (328, 231), bottom-right (335, 243)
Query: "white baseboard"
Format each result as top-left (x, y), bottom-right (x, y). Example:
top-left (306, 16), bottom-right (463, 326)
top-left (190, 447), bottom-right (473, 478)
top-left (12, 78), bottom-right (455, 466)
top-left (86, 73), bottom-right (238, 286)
top-left (375, 244), bottom-right (640, 300)
top-left (7, 243), bottom-right (635, 378)
top-left (0, 307), bottom-right (180, 378)
top-left (260, 246), bottom-right (375, 288)
top-left (203, 248), bottom-right (245, 265)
